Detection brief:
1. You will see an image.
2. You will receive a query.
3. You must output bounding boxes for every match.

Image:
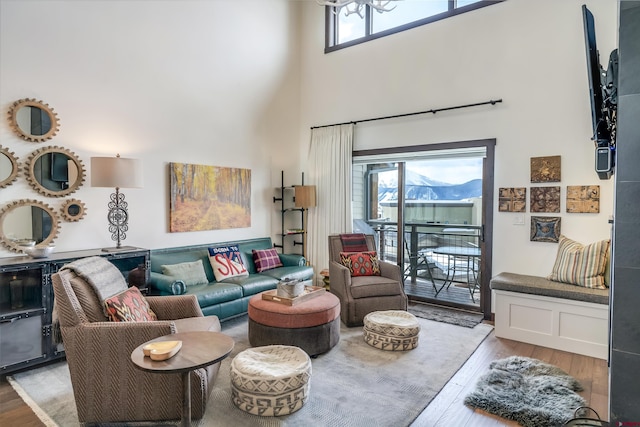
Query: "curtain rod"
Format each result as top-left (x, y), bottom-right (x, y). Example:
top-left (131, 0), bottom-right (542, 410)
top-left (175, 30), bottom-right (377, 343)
top-left (310, 98), bottom-right (503, 130)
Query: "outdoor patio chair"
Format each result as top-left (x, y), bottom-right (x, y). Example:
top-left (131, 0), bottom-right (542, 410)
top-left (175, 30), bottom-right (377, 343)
top-left (402, 237), bottom-right (438, 291)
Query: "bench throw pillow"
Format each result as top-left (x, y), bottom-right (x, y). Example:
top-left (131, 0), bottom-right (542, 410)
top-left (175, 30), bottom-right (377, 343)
top-left (208, 245), bottom-right (249, 282)
top-left (547, 235), bottom-right (610, 289)
top-left (161, 260), bottom-right (209, 286)
top-left (340, 251), bottom-right (381, 277)
top-left (104, 287), bottom-right (157, 322)
top-left (252, 248), bottom-right (283, 272)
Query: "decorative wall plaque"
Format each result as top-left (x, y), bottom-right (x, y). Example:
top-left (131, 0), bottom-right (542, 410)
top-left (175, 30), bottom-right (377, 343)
top-left (530, 216), bottom-right (561, 242)
top-left (566, 185), bottom-right (600, 213)
top-left (530, 186), bottom-right (561, 213)
top-left (498, 187), bottom-right (526, 212)
top-left (530, 155), bottom-right (561, 183)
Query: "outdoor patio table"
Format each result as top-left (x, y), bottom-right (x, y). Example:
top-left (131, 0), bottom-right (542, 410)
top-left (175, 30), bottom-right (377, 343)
top-left (431, 246), bottom-right (481, 302)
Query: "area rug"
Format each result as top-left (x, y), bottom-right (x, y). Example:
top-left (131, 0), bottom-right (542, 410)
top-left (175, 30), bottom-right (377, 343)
top-left (464, 356), bottom-right (586, 427)
top-left (9, 315), bottom-right (493, 427)
top-left (408, 301), bottom-right (483, 328)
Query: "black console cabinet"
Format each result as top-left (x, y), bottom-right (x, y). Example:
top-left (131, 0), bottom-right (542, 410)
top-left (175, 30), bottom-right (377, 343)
top-left (0, 247), bottom-right (149, 374)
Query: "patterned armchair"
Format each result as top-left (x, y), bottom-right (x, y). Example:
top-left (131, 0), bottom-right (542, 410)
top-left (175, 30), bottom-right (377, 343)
top-left (52, 265), bottom-right (222, 424)
top-left (328, 234), bottom-right (408, 326)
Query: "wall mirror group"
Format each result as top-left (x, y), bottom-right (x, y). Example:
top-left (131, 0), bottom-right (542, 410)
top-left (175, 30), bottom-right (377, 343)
top-left (2, 98), bottom-right (87, 253)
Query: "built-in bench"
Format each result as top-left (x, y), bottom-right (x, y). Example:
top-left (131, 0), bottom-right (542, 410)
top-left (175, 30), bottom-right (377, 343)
top-left (490, 272), bottom-right (609, 360)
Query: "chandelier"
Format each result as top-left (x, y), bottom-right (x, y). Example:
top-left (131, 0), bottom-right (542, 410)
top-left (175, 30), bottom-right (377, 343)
top-left (316, 0), bottom-right (399, 18)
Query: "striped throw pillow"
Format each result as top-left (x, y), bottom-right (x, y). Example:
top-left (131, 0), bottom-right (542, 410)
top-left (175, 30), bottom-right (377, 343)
top-left (547, 235), bottom-right (610, 289)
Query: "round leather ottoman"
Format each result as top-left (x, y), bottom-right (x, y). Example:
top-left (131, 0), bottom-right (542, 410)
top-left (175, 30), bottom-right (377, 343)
top-left (230, 345), bottom-right (312, 416)
top-left (248, 291), bottom-right (341, 356)
top-left (363, 310), bottom-right (420, 351)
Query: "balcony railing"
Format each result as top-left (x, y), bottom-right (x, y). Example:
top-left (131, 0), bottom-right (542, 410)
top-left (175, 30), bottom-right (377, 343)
top-left (364, 219), bottom-right (481, 286)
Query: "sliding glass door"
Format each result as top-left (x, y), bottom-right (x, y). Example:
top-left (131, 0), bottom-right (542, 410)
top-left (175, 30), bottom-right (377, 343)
top-left (352, 142), bottom-right (494, 316)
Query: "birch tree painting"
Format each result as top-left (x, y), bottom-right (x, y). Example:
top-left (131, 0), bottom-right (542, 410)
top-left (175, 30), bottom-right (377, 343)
top-left (169, 162), bottom-right (251, 232)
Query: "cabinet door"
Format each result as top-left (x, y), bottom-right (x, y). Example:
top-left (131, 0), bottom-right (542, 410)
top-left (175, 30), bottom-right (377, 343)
top-left (0, 310), bottom-right (46, 370)
top-left (106, 251), bottom-right (150, 284)
top-left (0, 266), bottom-right (45, 316)
top-left (0, 265), bottom-right (49, 371)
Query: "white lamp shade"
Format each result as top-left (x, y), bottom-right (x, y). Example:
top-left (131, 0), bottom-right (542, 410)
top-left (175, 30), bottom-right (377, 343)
top-left (91, 156), bottom-right (143, 188)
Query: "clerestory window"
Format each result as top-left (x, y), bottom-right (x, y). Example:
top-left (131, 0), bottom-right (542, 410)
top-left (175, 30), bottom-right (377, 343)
top-left (323, 0), bottom-right (503, 53)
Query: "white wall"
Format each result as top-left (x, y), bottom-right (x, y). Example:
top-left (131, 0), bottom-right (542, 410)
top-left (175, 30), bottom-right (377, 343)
top-left (0, 0), bottom-right (302, 257)
top-left (298, 0), bottom-right (617, 277)
top-left (1, 0), bottom-right (619, 275)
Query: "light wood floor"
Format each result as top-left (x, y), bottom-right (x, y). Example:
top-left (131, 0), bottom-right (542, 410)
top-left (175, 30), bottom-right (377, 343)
top-left (0, 328), bottom-right (608, 427)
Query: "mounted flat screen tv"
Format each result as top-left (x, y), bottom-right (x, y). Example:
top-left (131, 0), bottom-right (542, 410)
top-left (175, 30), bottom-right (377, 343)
top-left (582, 4), bottom-right (617, 179)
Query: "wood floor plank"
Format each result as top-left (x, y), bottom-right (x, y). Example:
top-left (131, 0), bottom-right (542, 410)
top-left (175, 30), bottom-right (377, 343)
top-left (549, 348), bottom-right (575, 374)
top-left (0, 378), bottom-right (44, 427)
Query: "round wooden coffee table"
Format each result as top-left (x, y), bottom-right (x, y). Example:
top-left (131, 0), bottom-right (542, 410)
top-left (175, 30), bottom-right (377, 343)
top-left (131, 331), bottom-right (234, 427)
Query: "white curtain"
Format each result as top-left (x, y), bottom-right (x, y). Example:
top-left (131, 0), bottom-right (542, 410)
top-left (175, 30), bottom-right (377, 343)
top-left (306, 124), bottom-right (354, 278)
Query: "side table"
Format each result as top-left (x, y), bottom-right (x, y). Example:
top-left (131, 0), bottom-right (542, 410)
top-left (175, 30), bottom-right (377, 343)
top-left (319, 268), bottom-right (330, 289)
top-left (131, 331), bottom-right (234, 427)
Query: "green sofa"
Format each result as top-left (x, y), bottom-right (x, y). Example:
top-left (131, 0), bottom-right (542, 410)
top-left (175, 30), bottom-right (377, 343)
top-left (149, 237), bottom-right (313, 320)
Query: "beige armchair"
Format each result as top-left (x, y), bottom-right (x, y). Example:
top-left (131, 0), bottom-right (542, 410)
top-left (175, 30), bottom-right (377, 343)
top-left (328, 234), bottom-right (408, 326)
top-left (52, 268), bottom-right (222, 424)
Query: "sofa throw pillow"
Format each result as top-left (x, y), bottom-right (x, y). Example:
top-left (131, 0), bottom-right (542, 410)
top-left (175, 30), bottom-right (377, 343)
top-left (208, 245), bottom-right (249, 282)
top-left (547, 235), bottom-right (610, 289)
top-left (252, 248), bottom-right (283, 272)
top-left (340, 251), bottom-right (381, 277)
top-left (104, 287), bottom-right (157, 322)
top-left (161, 260), bottom-right (209, 286)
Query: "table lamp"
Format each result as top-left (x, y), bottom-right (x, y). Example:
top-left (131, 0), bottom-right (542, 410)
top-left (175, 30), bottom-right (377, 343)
top-left (91, 154), bottom-right (143, 252)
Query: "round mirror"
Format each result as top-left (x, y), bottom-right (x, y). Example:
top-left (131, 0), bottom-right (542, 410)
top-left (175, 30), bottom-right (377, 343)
top-left (0, 199), bottom-right (60, 253)
top-left (8, 98), bottom-right (60, 142)
top-left (0, 145), bottom-right (19, 189)
top-left (25, 146), bottom-right (85, 197)
top-left (61, 199), bottom-right (87, 222)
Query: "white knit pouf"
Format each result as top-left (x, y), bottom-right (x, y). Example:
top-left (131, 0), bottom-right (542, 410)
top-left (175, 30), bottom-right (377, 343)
top-left (230, 345), bottom-right (312, 416)
top-left (363, 310), bottom-right (420, 351)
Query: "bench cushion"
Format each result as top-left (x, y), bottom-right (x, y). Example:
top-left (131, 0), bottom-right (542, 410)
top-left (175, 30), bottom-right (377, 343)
top-left (490, 272), bottom-right (608, 305)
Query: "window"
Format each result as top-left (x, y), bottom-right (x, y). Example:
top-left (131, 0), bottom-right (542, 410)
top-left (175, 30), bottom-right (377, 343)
top-left (325, 0), bottom-right (502, 52)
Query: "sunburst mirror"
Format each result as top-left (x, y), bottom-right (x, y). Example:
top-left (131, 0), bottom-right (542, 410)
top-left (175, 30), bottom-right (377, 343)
top-left (61, 199), bottom-right (87, 222)
top-left (0, 199), bottom-right (60, 253)
top-left (24, 145), bottom-right (85, 197)
top-left (0, 145), bottom-right (19, 189)
top-left (8, 98), bottom-right (60, 143)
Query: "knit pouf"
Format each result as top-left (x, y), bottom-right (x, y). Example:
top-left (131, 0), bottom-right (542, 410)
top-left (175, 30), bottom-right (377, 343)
top-left (363, 310), bottom-right (420, 351)
top-left (230, 345), bottom-right (312, 416)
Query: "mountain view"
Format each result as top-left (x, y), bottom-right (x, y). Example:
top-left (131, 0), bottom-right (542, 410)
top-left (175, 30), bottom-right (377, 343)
top-left (378, 169), bottom-right (482, 202)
